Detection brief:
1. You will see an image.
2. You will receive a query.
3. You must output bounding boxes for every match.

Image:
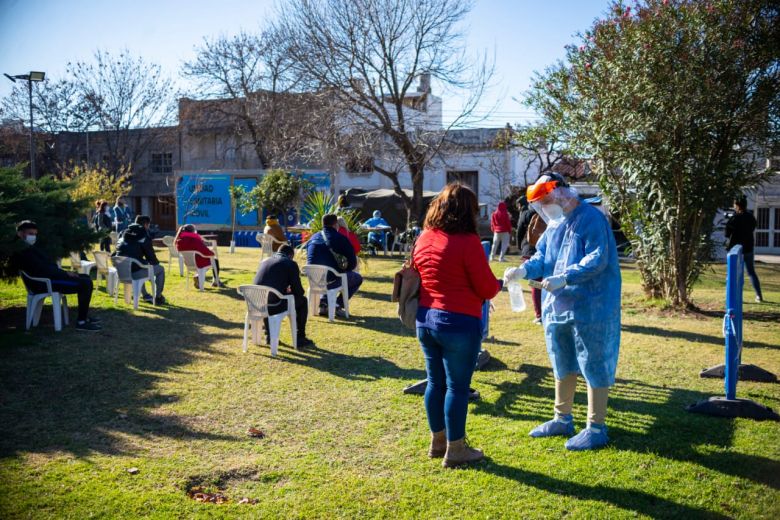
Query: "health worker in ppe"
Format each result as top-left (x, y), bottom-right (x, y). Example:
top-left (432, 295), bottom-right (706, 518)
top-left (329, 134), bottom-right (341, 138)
top-left (504, 173), bottom-right (621, 451)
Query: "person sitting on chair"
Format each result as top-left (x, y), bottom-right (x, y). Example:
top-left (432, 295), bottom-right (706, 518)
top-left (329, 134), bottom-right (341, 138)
top-left (263, 215), bottom-right (288, 252)
top-left (11, 220), bottom-right (101, 331)
top-left (361, 210), bottom-right (391, 255)
top-left (253, 244), bottom-right (313, 348)
top-left (337, 216), bottom-right (361, 255)
top-left (115, 215), bottom-right (166, 305)
top-left (175, 224), bottom-right (223, 289)
top-left (306, 213), bottom-right (362, 317)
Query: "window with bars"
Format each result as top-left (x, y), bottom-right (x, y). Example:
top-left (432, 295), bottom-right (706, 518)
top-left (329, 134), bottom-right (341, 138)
top-left (150, 152), bottom-right (173, 173)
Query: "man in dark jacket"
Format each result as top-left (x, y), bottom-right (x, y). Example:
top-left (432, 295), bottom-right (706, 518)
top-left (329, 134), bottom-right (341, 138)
top-left (12, 220), bottom-right (101, 331)
top-left (306, 213), bottom-right (362, 316)
top-left (725, 198), bottom-right (763, 302)
top-left (115, 215), bottom-right (166, 304)
top-left (253, 245), bottom-right (312, 347)
top-left (515, 197), bottom-right (545, 323)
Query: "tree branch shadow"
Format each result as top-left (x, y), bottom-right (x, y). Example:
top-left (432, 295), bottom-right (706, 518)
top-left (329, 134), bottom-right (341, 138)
top-left (0, 304), bottom-right (242, 458)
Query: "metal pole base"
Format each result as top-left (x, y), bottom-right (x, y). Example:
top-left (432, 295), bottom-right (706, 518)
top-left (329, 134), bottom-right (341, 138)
top-left (699, 363), bottom-right (778, 383)
top-left (686, 396), bottom-right (780, 421)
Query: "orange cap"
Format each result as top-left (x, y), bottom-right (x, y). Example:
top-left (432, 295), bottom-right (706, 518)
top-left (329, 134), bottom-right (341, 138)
top-left (526, 180), bottom-right (559, 203)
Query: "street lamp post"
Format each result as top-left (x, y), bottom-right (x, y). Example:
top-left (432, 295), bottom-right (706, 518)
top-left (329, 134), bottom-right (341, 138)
top-left (4, 71), bottom-right (46, 179)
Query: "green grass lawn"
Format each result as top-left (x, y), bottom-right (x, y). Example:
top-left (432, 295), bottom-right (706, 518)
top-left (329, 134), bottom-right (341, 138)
top-left (1, 247), bottom-right (779, 519)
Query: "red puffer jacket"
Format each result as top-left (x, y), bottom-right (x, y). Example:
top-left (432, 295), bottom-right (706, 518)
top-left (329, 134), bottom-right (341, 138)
top-left (175, 231), bottom-right (215, 268)
top-left (338, 227), bottom-right (361, 254)
top-left (413, 228), bottom-right (501, 318)
top-left (491, 201), bottom-right (512, 233)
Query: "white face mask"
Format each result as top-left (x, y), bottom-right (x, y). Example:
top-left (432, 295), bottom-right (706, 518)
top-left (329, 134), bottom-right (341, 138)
top-left (542, 204), bottom-right (564, 222)
top-left (25, 234), bottom-right (37, 245)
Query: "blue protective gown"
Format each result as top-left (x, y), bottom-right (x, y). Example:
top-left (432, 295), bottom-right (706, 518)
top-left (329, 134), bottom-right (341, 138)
top-left (523, 202), bottom-right (622, 387)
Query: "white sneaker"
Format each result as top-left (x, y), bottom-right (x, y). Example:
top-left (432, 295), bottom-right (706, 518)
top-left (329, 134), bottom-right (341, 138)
top-left (755, 296), bottom-right (763, 303)
top-left (531, 317), bottom-right (542, 325)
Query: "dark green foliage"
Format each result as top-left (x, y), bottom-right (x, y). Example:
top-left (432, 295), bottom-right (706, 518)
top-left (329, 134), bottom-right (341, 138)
top-left (0, 166), bottom-right (97, 281)
top-left (245, 169), bottom-right (313, 218)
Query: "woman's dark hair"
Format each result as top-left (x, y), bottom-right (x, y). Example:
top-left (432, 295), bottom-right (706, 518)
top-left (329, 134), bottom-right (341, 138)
top-left (135, 215), bottom-right (151, 226)
top-left (734, 198), bottom-right (747, 211)
top-left (423, 183), bottom-right (478, 234)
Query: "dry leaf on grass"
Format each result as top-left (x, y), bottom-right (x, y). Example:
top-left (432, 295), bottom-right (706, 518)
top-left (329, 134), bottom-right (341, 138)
top-left (247, 427), bottom-right (266, 438)
top-left (187, 486), bottom-right (229, 504)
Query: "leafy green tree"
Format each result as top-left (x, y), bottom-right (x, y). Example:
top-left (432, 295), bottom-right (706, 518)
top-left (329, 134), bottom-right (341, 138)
top-left (526, 0), bottom-right (779, 307)
top-left (244, 169), bottom-right (312, 221)
top-left (0, 166), bottom-right (97, 281)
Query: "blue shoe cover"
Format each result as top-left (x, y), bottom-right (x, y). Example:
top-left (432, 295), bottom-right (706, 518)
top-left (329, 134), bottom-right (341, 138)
top-left (529, 415), bottom-right (575, 438)
top-left (565, 424), bottom-right (609, 451)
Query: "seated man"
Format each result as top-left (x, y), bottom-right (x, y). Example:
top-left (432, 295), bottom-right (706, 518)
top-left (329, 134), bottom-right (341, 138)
top-left (12, 220), bottom-right (101, 331)
top-left (307, 213), bottom-right (362, 317)
top-left (175, 224), bottom-right (223, 289)
top-left (253, 245), bottom-right (313, 348)
top-left (361, 210), bottom-right (391, 255)
top-left (115, 215), bottom-right (166, 304)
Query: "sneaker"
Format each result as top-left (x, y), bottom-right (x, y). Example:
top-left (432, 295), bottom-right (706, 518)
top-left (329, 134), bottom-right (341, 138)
top-left (529, 415), bottom-right (575, 438)
top-left (335, 307), bottom-right (347, 318)
top-left (755, 295), bottom-right (763, 303)
top-left (154, 296), bottom-right (167, 305)
top-left (297, 337), bottom-right (314, 349)
top-left (468, 387), bottom-right (480, 401)
top-left (318, 305), bottom-right (328, 317)
top-left (565, 424), bottom-right (609, 451)
top-left (86, 316), bottom-right (101, 324)
top-left (75, 321), bottom-right (102, 332)
top-left (211, 280), bottom-right (227, 288)
top-left (531, 317), bottom-right (542, 325)
top-left (142, 294), bottom-right (154, 303)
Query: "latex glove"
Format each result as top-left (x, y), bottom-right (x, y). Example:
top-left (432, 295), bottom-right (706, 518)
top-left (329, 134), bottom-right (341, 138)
top-left (542, 274), bottom-right (567, 291)
top-left (503, 265), bottom-right (526, 284)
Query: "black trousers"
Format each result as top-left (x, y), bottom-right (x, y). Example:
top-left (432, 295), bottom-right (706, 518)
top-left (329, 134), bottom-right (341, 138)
top-left (99, 236), bottom-right (112, 252)
top-left (264, 294), bottom-right (308, 342)
top-left (51, 274), bottom-right (93, 321)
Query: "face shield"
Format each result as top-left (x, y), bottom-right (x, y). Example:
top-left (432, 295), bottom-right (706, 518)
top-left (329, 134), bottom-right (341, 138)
top-left (527, 175), bottom-right (579, 226)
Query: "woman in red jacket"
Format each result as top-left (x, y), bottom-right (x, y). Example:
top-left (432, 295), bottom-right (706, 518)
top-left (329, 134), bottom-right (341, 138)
top-left (174, 225), bottom-right (222, 288)
top-left (489, 201), bottom-right (512, 262)
top-left (413, 183), bottom-right (502, 468)
top-left (337, 216), bottom-right (361, 255)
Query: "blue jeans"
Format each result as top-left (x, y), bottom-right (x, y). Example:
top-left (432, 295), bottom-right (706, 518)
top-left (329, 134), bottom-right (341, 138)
top-left (417, 327), bottom-right (482, 441)
top-left (743, 252), bottom-right (763, 299)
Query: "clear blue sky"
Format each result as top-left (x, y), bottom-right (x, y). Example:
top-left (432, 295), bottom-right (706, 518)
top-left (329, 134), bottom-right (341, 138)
top-left (0, 0), bottom-right (610, 128)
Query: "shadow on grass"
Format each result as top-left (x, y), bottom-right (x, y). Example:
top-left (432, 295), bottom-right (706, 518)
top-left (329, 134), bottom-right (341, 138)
top-left (622, 323), bottom-right (779, 350)
top-left (479, 460), bottom-right (730, 519)
top-left (471, 364), bottom-right (780, 493)
top-left (278, 345), bottom-right (425, 382)
top-left (0, 303), bottom-right (241, 458)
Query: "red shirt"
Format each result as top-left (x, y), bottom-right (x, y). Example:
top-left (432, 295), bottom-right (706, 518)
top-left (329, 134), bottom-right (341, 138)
top-left (491, 202), bottom-right (512, 233)
top-left (338, 227), bottom-right (361, 254)
top-left (413, 229), bottom-right (501, 318)
top-left (175, 231), bottom-right (215, 268)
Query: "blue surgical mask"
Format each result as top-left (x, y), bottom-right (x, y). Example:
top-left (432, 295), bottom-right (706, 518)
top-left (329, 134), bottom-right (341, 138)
top-left (25, 234), bottom-right (37, 245)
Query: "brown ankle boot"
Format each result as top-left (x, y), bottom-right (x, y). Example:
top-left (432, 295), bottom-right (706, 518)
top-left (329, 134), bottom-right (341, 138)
top-left (428, 430), bottom-right (446, 458)
top-left (442, 438), bottom-right (484, 468)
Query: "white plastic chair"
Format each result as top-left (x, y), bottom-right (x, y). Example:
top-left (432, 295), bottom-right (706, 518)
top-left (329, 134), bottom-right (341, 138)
top-left (302, 264), bottom-right (349, 322)
top-left (110, 256), bottom-right (155, 310)
top-left (179, 251), bottom-right (219, 292)
top-left (19, 271), bottom-right (69, 331)
top-left (162, 236), bottom-right (184, 276)
top-left (92, 251), bottom-right (118, 295)
top-left (237, 284), bottom-right (298, 356)
top-left (257, 233), bottom-right (287, 261)
top-left (69, 251), bottom-right (96, 275)
top-left (109, 231), bottom-right (118, 250)
top-left (204, 239), bottom-right (219, 260)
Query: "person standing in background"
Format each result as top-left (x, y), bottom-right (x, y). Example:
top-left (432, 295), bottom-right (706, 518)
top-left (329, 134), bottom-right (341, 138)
top-left (725, 197), bottom-right (763, 302)
top-left (489, 201), bottom-right (512, 262)
top-left (515, 195), bottom-right (546, 324)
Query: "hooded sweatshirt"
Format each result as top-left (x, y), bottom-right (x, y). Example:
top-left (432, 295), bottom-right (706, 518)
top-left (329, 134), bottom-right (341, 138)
top-left (491, 202), bottom-right (512, 233)
top-left (263, 217), bottom-right (287, 251)
top-left (115, 223), bottom-right (158, 271)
